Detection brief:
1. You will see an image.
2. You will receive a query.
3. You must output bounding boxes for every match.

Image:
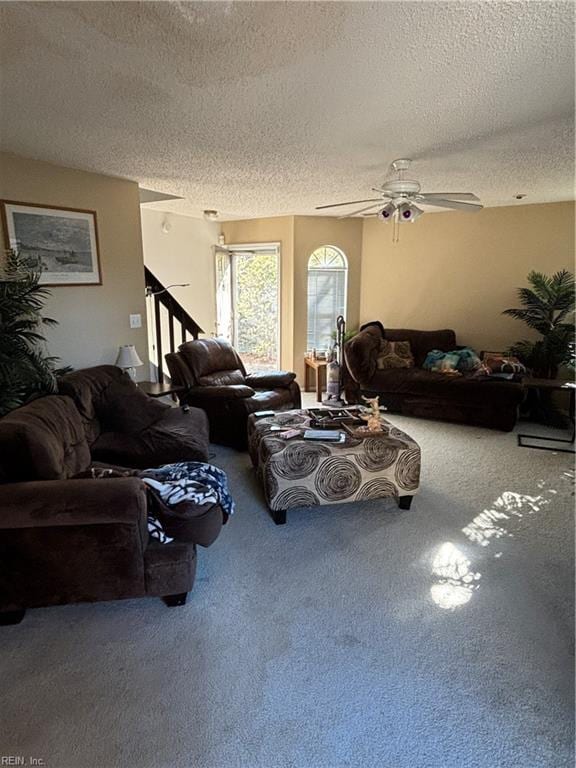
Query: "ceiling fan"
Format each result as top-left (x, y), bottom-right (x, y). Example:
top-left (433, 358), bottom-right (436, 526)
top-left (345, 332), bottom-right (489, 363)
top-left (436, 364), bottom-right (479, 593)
top-left (316, 159), bottom-right (483, 241)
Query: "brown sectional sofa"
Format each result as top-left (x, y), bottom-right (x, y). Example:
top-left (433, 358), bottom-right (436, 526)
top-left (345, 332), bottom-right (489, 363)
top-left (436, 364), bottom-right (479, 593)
top-left (344, 325), bottom-right (524, 431)
top-left (0, 366), bottom-right (225, 624)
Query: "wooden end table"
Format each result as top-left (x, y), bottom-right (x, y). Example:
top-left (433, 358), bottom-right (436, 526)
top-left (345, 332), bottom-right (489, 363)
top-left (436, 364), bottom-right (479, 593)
top-left (138, 381), bottom-right (185, 400)
top-left (518, 378), bottom-right (575, 453)
top-left (304, 357), bottom-right (328, 402)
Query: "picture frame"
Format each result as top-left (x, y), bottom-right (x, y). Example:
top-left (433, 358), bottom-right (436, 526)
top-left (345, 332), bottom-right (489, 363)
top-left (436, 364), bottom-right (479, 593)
top-left (1, 200), bottom-right (102, 286)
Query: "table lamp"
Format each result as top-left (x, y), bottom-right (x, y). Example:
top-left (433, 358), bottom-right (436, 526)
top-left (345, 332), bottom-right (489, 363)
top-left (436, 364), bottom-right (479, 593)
top-left (116, 344), bottom-right (143, 380)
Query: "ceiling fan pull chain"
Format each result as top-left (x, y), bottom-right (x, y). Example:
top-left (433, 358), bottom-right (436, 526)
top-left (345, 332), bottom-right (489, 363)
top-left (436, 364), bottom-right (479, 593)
top-left (392, 212), bottom-right (400, 243)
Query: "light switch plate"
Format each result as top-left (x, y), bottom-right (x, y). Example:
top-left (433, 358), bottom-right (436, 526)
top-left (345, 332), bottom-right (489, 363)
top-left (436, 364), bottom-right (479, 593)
top-left (130, 313), bottom-right (142, 329)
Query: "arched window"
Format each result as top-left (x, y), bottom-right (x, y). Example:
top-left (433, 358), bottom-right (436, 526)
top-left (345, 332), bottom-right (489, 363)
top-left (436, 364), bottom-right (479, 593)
top-left (307, 246), bottom-right (348, 352)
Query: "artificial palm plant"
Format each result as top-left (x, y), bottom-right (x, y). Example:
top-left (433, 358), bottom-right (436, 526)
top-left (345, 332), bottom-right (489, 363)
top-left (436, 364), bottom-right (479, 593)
top-left (503, 269), bottom-right (575, 379)
top-left (0, 249), bottom-right (60, 417)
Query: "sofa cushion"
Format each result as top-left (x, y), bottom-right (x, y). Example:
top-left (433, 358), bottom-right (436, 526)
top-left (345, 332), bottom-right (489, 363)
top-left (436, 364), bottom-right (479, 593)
top-left (0, 395), bottom-right (91, 482)
top-left (97, 377), bottom-right (169, 433)
top-left (179, 338), bottom-right (245, 383)
top-left (368, 368), bottom-right (523, 407)
top-left (59, 365), bottom-right (168, 441)
top-left (384, 329), bottom-right (457, 367)
top-left (376, 340), bottom-right (414, 370)
top-left (91, 406), bottom-right (210, 468)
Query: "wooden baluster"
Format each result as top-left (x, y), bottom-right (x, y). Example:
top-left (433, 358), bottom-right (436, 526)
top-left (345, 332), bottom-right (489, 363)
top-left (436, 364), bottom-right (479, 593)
top-left (154, 294), bottom-right (163, 383)
top-left (168, 303), bottom-right (175, 355)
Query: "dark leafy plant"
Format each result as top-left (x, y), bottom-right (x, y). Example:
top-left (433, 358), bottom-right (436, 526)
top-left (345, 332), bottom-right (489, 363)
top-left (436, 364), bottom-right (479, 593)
top-left (0, 249), bottom-right (62, 416)
top-left (503, 269), bottom-right (575, 379)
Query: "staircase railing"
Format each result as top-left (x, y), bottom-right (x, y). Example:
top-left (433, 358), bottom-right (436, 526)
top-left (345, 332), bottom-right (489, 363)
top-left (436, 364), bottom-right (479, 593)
top-left (145, 267), bottom-right (203, 383)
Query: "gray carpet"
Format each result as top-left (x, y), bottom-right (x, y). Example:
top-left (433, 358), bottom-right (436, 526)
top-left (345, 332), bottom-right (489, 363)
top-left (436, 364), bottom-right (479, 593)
top-left (1, 415), bottom-right (574, 768)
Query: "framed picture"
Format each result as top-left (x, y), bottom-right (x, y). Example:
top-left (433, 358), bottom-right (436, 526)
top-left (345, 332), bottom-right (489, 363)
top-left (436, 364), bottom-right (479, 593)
top-left (1, 200), bottom-right (102, 285)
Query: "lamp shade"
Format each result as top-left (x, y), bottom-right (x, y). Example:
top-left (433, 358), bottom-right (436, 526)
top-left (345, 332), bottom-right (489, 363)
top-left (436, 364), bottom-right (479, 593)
top-left (116, 345), bottom-right (143, 369)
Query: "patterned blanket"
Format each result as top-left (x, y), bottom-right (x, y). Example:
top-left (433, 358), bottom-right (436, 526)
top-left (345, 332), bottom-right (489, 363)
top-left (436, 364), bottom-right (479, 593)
top-left (141, 462), bottom-right (235, 543)
top-left (83, 462), bottom-right (234, 544)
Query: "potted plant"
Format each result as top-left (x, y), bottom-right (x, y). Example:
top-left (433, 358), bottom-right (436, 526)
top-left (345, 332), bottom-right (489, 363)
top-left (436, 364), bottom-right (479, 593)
top-left (0, 249), bottom-right (64, 417)
top-left (503, 269), bottom-right (575, 379)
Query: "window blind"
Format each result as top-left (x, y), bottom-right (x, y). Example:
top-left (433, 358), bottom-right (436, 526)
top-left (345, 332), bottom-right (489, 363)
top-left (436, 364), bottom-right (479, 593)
top-left (307, 268), bottom-right (346, 351)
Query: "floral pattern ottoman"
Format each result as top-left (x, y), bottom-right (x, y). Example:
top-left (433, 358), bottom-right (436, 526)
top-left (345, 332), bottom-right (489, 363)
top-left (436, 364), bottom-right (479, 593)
top-left (247, 409), bottom-right (421, 524)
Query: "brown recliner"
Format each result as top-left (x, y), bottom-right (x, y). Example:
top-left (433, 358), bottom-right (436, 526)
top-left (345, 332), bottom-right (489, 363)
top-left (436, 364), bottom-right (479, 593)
top-left (166, 337), bottom-right (301, 449)
top-left (0, 367), bottom-right (226, 625)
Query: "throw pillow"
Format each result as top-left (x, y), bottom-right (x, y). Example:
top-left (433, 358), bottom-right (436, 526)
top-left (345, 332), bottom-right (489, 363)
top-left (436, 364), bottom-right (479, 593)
top-left (482, 352), bottom-right (527, 375)
top-left (456, 347), bottom-right (482, 372)
top-left (422, 349), bottom-right (446, 371)
top-left (422, 350), bottom-right (461, 374)
top-left (376, 340), bottom-right (414, 370)
top-left (437, 352), bottom-right (461, 374)
top-left (98, 377), bottom-right (169, 433)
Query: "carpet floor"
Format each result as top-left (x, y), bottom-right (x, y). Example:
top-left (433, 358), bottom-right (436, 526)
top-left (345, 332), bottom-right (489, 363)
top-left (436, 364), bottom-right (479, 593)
top-left (1, 415), bottom-right (574, 768)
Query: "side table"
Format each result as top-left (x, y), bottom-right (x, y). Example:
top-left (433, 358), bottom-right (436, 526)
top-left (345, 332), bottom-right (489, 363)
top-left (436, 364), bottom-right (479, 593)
top-left (304, 357), bottom-right (328, 402)
top-left (138, 381), bottom-right (185, 400)
top-left (518, 378), bottom-right (575, 453)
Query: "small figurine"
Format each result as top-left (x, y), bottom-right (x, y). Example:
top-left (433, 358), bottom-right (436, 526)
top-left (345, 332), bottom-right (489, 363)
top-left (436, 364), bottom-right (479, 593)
top-left (361, 395), bottom-right (383, 432)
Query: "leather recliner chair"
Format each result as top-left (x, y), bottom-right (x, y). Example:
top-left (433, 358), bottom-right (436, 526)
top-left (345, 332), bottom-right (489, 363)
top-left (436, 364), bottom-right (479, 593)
top-left (166, 338), bottom-right (301, 449)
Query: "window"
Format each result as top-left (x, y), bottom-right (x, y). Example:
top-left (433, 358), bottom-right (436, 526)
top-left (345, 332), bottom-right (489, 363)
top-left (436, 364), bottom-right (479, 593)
top-left (307, 246), bottom-right (348, 352)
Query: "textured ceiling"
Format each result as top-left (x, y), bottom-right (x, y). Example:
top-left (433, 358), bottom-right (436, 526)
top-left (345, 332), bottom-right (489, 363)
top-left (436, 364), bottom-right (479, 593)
top-left (0, 1), bottom-right (574, 219)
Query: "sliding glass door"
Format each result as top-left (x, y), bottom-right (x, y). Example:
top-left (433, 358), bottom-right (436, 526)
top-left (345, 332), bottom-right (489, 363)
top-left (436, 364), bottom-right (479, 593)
top-left (215, 243), bottom-right (280, 370)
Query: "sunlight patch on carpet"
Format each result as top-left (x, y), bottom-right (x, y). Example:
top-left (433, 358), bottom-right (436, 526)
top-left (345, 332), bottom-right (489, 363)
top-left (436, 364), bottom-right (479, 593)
top-left (430, 542), bottom-right (481, 610)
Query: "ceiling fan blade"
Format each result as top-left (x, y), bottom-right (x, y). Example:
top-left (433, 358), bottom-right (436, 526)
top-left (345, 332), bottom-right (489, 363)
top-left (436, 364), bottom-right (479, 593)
top-left (338, 202), bottom-right (383, 218)
top-left (420, 192), bottom-right (480, 201)
top-left (418, 197), bottom-right (483, 212)
top-left (315, 198), bottom-right (382, 210)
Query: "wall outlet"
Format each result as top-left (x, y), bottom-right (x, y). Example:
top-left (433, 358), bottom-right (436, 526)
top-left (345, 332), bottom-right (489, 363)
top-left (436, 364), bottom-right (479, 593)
top-left (130, 313), bottom-right (142, 329)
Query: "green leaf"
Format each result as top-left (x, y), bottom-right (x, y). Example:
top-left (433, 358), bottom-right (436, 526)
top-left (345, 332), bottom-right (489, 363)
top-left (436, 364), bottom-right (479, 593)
top-left (503, 268), bottom-right (575, 377)
top-left (0, 249), bottom-right (62, 415)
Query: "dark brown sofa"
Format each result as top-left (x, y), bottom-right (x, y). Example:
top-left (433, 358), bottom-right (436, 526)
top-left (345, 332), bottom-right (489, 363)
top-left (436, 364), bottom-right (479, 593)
top-left (0, 366), bottom-right (225, 624)
top-left (166, 337), bottom-right (301, 449)
top-left (344, 325), bottom-right (524, 431)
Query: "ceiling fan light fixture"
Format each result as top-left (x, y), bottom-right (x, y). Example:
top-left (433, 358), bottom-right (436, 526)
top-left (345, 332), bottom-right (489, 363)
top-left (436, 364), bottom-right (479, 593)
top-left (314, 158), bottom-right (482, 240)
top-left (377, 202), bottom-right (396, 222)
top-left (396, 202), bottom-right (424, 222)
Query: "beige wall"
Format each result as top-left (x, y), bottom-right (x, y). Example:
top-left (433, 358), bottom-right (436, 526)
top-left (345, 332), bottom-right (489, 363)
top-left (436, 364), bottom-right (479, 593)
top-left (221, 216), bottom-right (295, 370)
top-left (360, 201), bottom-right (575, 353)
top-left (293, 216), bottom-right (363, 381)
top-left (141, 209), bottom-right (218, 336)
top-left (0, 153), bottom-right (148, 374)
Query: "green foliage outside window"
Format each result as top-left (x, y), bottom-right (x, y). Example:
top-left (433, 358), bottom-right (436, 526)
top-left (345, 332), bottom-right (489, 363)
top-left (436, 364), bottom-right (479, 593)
top-left (235, 252), bottom-right (278, 368)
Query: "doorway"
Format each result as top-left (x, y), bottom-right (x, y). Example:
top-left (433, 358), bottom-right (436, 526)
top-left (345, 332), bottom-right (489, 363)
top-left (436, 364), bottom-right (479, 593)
top-left (215, 243), bottom-right (280, 371)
